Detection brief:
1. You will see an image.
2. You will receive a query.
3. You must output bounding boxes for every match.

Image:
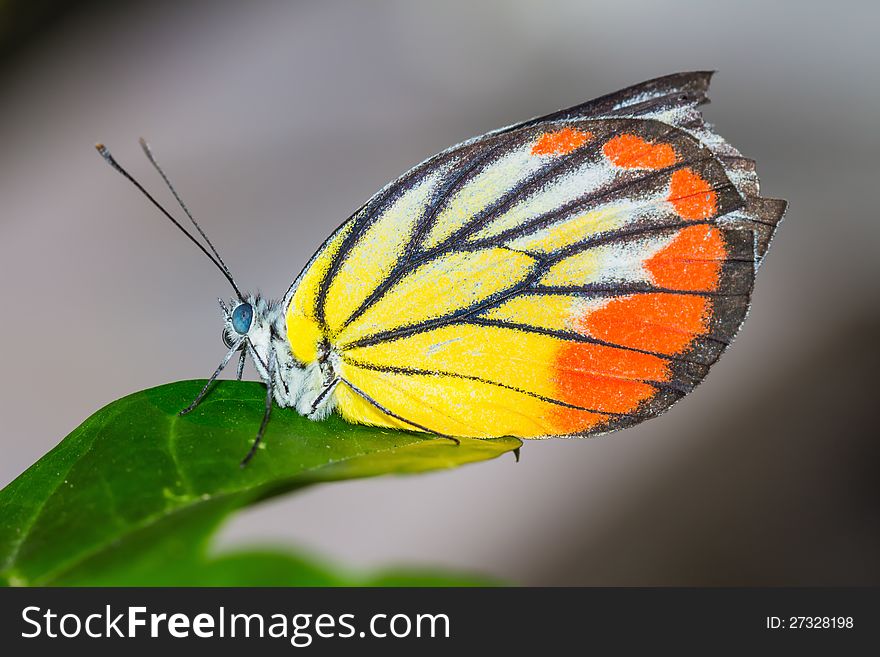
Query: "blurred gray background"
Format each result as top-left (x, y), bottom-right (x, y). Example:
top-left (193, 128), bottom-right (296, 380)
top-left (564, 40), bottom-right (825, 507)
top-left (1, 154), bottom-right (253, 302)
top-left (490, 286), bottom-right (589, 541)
top-left (1, 0), bottom-right (878, 585)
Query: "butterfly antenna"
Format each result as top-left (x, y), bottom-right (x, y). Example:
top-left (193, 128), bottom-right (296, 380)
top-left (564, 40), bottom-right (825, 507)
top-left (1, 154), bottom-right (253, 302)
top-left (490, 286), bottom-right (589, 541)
top-left (138, 137), bottom-right (238, 292)
top-left (95, 142), bottom-right (244, 299)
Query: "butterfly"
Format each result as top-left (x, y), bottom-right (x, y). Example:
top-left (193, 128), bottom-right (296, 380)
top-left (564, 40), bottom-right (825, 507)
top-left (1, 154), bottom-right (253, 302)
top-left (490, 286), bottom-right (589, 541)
top-left (97, 71), bottom-right (786, 465)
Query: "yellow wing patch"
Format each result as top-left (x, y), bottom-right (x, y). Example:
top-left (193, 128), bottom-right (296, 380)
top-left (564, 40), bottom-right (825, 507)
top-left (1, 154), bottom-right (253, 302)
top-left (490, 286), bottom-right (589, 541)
top-left (337, 247), bottom-right (536, 345)
top-left (324, 169), bottom-right (448, 333)
top-left (477, 293), bottom-right (599, 333)
top-left (286, 220), bottom-right (354, 363)
top-left (288, 220), bottom-right (354, 320)
top-left (336, 362), bottom-right (610, 438)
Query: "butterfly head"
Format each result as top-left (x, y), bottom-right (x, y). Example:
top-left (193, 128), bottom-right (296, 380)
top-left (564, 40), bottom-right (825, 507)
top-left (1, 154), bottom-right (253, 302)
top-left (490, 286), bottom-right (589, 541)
top-left (220, 294), bottom-right (284, 368)
top-left (222, 299), bottom-right (253, 348)
top-left (221, 296), bottom-right (268, 347)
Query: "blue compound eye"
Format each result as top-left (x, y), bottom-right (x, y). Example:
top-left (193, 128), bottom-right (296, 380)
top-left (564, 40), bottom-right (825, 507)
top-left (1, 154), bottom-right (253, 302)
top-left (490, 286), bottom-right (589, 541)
top-left (231, 303), bottom-right (253, 334)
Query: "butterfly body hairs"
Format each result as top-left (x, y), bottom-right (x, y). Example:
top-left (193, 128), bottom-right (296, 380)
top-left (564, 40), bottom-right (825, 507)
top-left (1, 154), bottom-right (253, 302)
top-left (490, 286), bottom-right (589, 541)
top-left (98, 71), bottom-right (787, 464)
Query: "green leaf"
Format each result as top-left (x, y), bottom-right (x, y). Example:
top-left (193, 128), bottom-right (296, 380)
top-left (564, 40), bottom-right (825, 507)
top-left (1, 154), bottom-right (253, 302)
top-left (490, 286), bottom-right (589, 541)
top-left (0, 380), bottom-right (520, 586)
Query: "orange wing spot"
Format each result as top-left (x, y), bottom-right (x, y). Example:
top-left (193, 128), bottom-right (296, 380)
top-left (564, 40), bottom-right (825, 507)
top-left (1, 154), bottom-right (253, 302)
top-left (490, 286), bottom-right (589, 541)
top-left (646, 225), bottom-right (727, 291)
top-left (548, 404), bottom-right (609, 435)
top-left (583, 293), bottom-right (710, 356)
top-left (550, 342), bottom-right (663, 431)
top-left (668, 168), bottom-right (717, 219)
top-left (556, 357), bottom-right (659, 413)
top-left (531, 127), bottom-right (592, 156)
top-left (550, 334), bottom-right (677, 432)
top-left (603, 133), bottom-right (677, 169)
top-left (556, 341), bottom-right (671, 382)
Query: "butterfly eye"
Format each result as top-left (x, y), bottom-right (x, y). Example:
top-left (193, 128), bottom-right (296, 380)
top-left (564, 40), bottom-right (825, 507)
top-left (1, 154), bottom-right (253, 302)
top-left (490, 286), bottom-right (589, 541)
top-left (231, 302), bottom-right (253, 335)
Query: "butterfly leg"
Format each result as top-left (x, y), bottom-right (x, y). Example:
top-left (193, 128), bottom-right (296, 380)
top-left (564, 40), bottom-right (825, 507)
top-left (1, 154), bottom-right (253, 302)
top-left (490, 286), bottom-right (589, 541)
top-left (306, 377), bottom-right (340, 419)
top-left (235, 348), bottom-right (246, 381)
top-left (240, 350), bottom-right (276, 467)
top-left (180, 338), bottom-right (244, 415)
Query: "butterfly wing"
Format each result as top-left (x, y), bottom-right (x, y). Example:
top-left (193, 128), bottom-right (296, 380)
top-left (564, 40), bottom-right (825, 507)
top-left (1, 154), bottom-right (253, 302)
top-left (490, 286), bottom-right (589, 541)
top-left (284, 72), bottom-right (786, 438)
